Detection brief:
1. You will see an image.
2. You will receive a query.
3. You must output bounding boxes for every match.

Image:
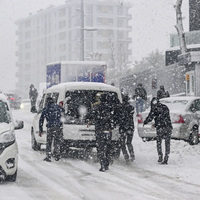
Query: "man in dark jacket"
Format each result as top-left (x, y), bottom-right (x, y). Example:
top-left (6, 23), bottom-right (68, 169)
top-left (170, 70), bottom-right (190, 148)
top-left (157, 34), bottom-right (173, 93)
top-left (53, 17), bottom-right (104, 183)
top-left (39, 97), bottom-right (65, 162)
top-left (143, 97), bottom-right (173, 164)
top-left (133, 83), bottom-right (147, 115)
top-left (29, 84), bottom-right (38, 113)
top-left (157, 85), bottom-right (170, 100)
top-left (119, 95), bottom-right (135, 163)
top-left (86, 93), bottom-right (119, 172)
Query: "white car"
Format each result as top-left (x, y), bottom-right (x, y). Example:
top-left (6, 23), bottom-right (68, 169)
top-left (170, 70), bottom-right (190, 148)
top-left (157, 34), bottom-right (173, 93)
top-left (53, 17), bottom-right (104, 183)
top-left (31, 82), bottom-right (122, 158)
top-left (0, 94), bottom-right (24, 182)
top-left (137, 96), bottom-right (200, 145)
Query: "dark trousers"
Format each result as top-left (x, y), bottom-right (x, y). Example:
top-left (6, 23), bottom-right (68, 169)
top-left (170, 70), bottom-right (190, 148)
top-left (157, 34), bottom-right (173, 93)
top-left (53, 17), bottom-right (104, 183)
top-left (96, 131), bottom-right (112, 168)
top-left (30, 100), bottom-right (37, 113)
top-left (156, 128), bottom-right (172, 160)
top-left (46, 127), bottom-right (63, 159)
top-left (119, 129), bottom-right (134, 160)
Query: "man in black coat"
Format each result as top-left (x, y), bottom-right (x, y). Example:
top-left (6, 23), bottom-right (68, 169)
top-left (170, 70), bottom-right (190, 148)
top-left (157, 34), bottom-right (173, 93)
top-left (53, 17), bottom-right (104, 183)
top-left (29, 84), bottom-right (38, 113)
top-left (119, 95), bottom-right (135, 163)
top-left (86, 93), bottom-right (119, 172)
top-left (39, 97), bottom-right (65, 162)
top-left (157, 85), bottom-right (170, 100)
top-left (143, 97), bottom-right (173, 164)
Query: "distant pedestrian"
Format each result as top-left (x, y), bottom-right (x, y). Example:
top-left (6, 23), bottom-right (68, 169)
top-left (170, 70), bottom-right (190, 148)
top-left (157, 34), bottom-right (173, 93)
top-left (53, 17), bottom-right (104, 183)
top-left (143, 97), bottom-right (173, 164)
top-left (119, 95), bottom-right (135, 163)
top-left (29, 84), bottom-right (38, 113)
top-left (39, 97), bottom-right (65, 162)
top-left (133, 83), bottom-right (147, 115)
top-left (86, 93), bottom-right (119, 172)
top-left (157, 85), bottom-right (170, 100)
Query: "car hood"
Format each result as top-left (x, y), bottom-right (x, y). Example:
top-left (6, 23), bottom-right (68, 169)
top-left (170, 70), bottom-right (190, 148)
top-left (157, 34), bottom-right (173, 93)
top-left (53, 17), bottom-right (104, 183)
top-left (0, 123), bottom-right (13, 135)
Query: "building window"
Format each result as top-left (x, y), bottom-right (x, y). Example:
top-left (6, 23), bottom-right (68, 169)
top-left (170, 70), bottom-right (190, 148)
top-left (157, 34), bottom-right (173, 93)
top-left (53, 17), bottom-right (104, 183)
top-left (97, 18), bottom-right (113, 26)
top-left (85, 5), bottom-right (93, 14)
top-left (59, 8), bottom-right (66, 17)
top-left (117, 18), bottom-right (124, 27)
top-left (25, 20), bottom-right (31, 27)
top-left (85, 40), bottom-right (93, 51)
top-left (118, 7), bottom-right (124, 15)
top-left (59, 55), bottom-right (66, 60)
top-left (25, 31), bottom-right (31, 38)
top-left (97, 30), bottom-right (113, 37)
top-left (25, 42), bottom-right (31, 49)
top-left (85, 16), bottom-right (93, 26)
top-left (59, 44), bottom-right (66, 51)
top-left (97, 6), bottom-right (113, 14)
top-left (59, 32), bottom-right (66, 40)
top-left (97, 41), bottom-right (110, 49)
top-left (59, 20), bottom-right (66, 28)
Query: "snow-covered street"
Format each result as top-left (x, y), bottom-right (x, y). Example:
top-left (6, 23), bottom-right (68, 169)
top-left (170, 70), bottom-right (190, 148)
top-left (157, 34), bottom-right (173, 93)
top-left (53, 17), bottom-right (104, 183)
top-left (1, 107), bottom-right (200, 200)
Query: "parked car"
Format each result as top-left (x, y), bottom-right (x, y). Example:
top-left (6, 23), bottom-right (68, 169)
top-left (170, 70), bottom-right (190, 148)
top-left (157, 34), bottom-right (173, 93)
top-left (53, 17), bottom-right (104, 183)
top-left (137, 96), bottom-right (200, 145)
top-left (0, 94), bottom-right (24, 182)
top-left (31, 82), bottom-right (122, 158)
top-left (4, 92), bottom-right (22, 109)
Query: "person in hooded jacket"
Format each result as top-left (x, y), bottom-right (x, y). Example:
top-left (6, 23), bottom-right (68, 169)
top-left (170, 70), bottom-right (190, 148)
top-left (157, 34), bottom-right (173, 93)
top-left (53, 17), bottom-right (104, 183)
top-left (29, 84), bottom-right (38, 113)
top-left (157, 85), bottom-right (170, 100)
top-left (119, 95), bottom-right (135, 163)
top-left (133, 83), bottom-right (147, 115)
top-left (143, 97), bottom-right (173, 164)
top-left (39, 97), bottom-right (65, 162)
top-left (86, 93), bottom-right (119, 172)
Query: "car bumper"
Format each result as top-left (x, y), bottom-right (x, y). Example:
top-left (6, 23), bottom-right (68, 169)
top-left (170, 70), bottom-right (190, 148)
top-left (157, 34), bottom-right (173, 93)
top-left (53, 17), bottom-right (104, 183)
top-left (0, 142), bottom-right (18, 180)
top-left (138, 124), bottom-right (189, 140)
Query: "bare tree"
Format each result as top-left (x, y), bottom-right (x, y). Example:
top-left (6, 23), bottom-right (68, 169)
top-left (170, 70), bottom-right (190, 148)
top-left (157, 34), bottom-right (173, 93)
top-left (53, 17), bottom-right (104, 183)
top-left (174, 0), bottom-right (187, 54)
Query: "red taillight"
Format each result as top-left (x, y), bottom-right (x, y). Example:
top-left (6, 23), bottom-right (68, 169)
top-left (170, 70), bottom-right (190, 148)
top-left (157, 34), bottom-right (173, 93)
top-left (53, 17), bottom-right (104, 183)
top-left (173, 115), bottom-right (185, 123)
top-left (137, 114), bottom-right (143, 123)
top-left (10, 98), bottom-right (15, 100)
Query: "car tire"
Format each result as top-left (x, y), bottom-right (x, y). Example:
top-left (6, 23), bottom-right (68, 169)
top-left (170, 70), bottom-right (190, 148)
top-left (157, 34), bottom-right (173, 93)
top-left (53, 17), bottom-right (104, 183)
top-left (189, 126), bottom-right (199, 145)
top-left (31, 128), bottom-right (41, 151)
top-left (6, 169), bottom-right (17, 182)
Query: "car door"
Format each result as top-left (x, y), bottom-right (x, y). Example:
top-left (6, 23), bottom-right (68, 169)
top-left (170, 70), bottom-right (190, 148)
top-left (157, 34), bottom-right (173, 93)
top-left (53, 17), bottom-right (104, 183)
top-left (33, 93), bottom-right (51, 143)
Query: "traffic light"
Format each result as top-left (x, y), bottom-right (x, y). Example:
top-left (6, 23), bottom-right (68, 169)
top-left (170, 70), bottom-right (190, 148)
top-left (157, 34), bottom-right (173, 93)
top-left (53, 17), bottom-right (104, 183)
top-left (186, 74), bottom-right (190, 81)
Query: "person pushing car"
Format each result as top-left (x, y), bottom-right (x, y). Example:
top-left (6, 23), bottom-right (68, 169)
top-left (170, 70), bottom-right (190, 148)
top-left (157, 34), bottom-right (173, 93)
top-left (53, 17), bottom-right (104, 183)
top-left (143, 97), bottom-right (173, 164)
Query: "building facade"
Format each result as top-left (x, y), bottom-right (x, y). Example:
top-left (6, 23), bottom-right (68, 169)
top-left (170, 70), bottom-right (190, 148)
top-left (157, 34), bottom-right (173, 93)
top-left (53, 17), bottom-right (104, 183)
top-left (15, 0), bottom-right (132, 98)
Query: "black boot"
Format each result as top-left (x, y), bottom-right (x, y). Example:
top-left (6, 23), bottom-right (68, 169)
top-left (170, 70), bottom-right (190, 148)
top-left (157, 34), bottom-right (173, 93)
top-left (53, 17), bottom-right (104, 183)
top-left (44, 157), bottom-right (51, 162)
top-left (158, 155), bottom-right (163, 163)
top-left (161, 155), bottom-right (168, 165)
top-left (99, 161), bottom-right (106, 172)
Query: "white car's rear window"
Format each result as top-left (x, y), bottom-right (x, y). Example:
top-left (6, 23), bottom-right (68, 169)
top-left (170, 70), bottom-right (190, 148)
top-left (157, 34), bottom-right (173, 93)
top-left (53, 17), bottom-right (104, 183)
top-left (160, 100), bottom-right (188, 110)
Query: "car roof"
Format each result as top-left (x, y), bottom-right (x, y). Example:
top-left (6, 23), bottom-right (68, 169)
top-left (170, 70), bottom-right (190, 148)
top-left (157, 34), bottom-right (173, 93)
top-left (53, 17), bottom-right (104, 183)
top-left (0, 93), bottom-right (9, 101)
top-left (46, 82), bottom-right (122, 102)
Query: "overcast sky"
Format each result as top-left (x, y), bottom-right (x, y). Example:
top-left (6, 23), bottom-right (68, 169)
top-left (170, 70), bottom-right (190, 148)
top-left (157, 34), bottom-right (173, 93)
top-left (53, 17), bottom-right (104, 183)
top-left (0, 0), bottom-right (189, 92)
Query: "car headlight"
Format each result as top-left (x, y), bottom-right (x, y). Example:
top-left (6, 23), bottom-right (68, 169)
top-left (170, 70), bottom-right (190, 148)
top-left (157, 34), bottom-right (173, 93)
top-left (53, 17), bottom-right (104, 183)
top-left (0, 131), bottom-right (15, 155)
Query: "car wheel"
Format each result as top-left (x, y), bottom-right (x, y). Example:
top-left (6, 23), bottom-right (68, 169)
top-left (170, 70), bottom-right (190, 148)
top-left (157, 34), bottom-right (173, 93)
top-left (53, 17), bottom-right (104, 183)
top-left (6, 169), bottom-right (17, 182)
top-left (31, 128), bottom-right (41, 151)
top-left (189, 126), bottom-right (199, 145)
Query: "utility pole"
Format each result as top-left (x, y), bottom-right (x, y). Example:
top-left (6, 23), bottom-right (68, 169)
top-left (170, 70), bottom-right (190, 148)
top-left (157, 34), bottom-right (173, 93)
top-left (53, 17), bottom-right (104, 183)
top-left (80, 0), bottom-right (85, 61)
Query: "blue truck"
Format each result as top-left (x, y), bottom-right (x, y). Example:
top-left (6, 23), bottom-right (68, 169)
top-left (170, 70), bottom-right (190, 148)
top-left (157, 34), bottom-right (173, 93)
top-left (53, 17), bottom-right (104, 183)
top-left (46, 61), bottom-right (107, 88)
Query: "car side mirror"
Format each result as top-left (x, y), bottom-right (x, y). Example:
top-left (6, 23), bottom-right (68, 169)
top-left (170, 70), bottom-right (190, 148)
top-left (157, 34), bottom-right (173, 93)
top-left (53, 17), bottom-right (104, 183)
top-left (15, 120), bottom-right (24, 130)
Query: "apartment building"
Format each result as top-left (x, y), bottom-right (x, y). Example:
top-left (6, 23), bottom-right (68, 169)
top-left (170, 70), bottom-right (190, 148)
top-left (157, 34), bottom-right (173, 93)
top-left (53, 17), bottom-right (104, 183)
top-left (15, 0), bottom-right (132, 98)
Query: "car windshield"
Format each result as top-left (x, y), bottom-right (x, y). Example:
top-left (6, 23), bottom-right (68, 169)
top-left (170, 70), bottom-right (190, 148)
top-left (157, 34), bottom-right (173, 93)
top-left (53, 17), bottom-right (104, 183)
top-left (0, 101), bottom-right (11, 123)
top-left (160, 99), bottom-right (188, 110)
top-left (64, 90), bottom-right (118, 125)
